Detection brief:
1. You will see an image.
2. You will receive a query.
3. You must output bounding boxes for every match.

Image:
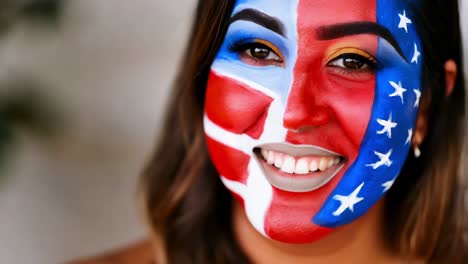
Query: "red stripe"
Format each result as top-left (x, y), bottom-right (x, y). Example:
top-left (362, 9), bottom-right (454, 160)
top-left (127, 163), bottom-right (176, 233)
top-left (205, 136), bottom-right (250, 184)
top-left (205, 71), bottom-right (273, 139)
top-left (265, 0), bottom-right (378, 242)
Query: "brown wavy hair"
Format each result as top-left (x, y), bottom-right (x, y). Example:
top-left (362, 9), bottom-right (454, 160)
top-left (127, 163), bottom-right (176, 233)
top-left (140, 0), bottom-right (466, 263)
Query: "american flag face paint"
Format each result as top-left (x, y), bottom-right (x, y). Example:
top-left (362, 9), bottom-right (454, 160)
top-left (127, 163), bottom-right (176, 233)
top-left (204, 0), bottom-right (423, 243)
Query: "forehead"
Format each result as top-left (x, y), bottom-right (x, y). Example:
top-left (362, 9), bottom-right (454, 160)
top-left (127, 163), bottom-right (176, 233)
top-left (233, 0), bottom-right (378, 26)
top-left (233, 0), bottom-right (295, 17)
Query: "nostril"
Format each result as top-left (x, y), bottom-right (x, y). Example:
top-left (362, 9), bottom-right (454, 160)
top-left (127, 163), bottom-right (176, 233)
top-left (283, 107), bottom-right (331, 131)
top-left (290, 126), bottom-right (314, 133)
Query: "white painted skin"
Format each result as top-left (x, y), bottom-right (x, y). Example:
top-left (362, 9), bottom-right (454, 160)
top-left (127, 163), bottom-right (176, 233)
top-left (204, 0), bottom-right (301, 238)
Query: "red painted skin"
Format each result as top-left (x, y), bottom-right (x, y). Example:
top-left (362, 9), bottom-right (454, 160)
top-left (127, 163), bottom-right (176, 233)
top-left (266, 0), bottom-right (377, 243)
top-left (205, 0), bottom-right (378, 243)
top-left (206, 136), bottom-right (251, 184)
top-left (205, 72), bottom-right (274, 139)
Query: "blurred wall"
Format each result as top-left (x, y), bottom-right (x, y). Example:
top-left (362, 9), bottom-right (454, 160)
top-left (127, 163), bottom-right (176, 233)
top-left (0, 1), bottom-right (466, 264)
top-left (464, 2), bottom-right (468, 77)
top-left (0, 1), bottom-right (196, 263)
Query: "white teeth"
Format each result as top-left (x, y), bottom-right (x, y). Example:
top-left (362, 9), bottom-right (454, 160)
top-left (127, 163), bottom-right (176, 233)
top-left (295, 158), bottom-right (309, 174)
top-left (309, 160), bottom-right (319, 172)
top-left (274, 155), bottom-right (283, 168)
top-left (318, 158), bottom-right (328, 171)
top-left (259, 148), bottom-right (342, 174)
top-left (267, 151), bottom-right (275, 165)
top-left (281, 155), bottom-right (295, 173)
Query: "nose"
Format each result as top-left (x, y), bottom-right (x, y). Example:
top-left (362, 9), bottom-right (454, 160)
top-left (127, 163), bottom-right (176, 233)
top-left (283, 78), bottom-right (331, 131)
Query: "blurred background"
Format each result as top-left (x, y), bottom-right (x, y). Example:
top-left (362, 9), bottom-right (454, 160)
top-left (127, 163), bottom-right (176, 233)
top-left (0, 1), bottom-right (466, 263)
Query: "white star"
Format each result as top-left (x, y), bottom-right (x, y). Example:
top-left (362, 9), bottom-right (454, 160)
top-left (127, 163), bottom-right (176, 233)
top-left (382, 179), bottom-right (395, 192)
top-left (377, 112), bottom-right (398, 138)
top-left (414, 89), bottom-right (421, 108)
top-left (398, 10), bottom-right (412, 33)
top-left (332, 183), bottom-right (365, 216)
top-left (411, 43), bottom-right (421, 64)
top-left (389, 81), bottom-right (407, 104)
top-left (366, 149), bottom-right (393, 170)
top-left (405, 128), bottom-right (413, 145)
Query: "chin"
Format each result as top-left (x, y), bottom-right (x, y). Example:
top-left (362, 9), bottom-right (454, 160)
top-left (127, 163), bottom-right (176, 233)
top-left (233, 162), bottom-right (349, 244)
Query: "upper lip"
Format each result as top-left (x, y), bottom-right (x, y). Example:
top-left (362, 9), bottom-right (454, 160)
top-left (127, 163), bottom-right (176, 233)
top-left (254, 142), bottom-right (344, 158)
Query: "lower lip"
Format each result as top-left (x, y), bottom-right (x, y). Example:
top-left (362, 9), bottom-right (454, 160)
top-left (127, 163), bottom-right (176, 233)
top-left (256, 156), bottom-right (345, 193)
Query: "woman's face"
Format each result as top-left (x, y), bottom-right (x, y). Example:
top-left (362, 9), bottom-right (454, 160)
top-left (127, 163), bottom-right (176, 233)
top-left (204, 0), bottom-right (423, 243)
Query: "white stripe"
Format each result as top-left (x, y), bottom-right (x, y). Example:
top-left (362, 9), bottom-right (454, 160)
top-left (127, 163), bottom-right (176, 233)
top-left (203, 115), bottom-right (256, 155)
top-left (220, 176), bottom-right (246, 198)
top-left (210, 67), bottom-right (279, 99)
top-left (243, 158), bottom-right (272, 237)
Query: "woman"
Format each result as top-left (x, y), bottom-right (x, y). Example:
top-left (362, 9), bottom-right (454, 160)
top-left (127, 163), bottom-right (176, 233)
top-left (73, 0), bottom-right (466, 263)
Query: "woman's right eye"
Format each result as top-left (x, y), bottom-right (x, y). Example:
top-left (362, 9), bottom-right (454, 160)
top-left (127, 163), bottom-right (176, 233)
top-left (230, 40), bottom-right (285, 67)
top-left (244, 44), bottom-right (281, 61)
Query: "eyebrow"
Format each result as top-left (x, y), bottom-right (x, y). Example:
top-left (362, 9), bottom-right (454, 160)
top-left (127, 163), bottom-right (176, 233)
top-left (230, 8), bottom-right (286, 37)
top-left (316, 22), bottom-right (406, 61)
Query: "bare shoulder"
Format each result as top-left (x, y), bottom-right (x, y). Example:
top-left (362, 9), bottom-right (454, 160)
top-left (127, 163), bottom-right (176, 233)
top-left (66, 240), bottom-right (154, 264)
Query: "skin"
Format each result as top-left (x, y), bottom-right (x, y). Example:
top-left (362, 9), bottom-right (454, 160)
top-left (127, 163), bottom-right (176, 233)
top-left (205, 0), bottom-right (425, 244)
top-left (233, 200), bottom-right (407, 263)
top-left (228, 64), bottom-right (457, 264)
top-left (231, 58), bottom-right (458, 263)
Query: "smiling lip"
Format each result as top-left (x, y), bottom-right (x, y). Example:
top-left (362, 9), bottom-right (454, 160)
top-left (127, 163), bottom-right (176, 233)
top-left (254, 143), bottom-right (346, 193)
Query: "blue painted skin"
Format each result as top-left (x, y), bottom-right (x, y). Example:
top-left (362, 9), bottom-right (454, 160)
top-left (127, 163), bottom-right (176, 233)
top-left (212, 0), bottom-right (298, 104)
top-left (314, 0), bottom-right (423, 227)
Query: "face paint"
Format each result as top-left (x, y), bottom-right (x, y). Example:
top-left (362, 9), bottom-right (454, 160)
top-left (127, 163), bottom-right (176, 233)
top-left (204, 0), bottom-right (423, 243)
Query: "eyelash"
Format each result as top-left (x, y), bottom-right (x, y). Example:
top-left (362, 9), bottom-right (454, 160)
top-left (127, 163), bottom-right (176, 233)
top-left (228, 39), bottom-right (380, 76)
top-left (326, 52), bottom-right (380, 80)
top-left (228, 39), bottom-right (284, 66)
top-left (328, 53), bottom-right (378, 68)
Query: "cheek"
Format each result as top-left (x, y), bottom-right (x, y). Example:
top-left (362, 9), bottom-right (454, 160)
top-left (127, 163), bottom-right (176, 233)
top-left (205, 136), bottom-right (250, 184)
top-left (323, 74), bottom-right (376, 149)
top-left (205, 71), bottom-right (274, 139)
top-left (204, 70), bottom-right (276, 185)
top-left (284, 43), bottom-right (377, 158)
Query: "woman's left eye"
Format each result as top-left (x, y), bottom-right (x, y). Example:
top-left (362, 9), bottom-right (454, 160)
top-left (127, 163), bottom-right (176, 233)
top-left (327, 53), bottom-right (378, 72)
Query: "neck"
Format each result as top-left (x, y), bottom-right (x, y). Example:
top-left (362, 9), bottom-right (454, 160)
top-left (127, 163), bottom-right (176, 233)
top-left (232, 199), bottom-right (401, 264)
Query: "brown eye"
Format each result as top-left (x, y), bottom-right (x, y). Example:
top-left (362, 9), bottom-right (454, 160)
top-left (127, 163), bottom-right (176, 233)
top-left (244, 43), bottom-right (282, 62)
top-left (327, 53), bottom-right (377, 71)
top-left (248, 46), bottom-right (271, 59)
top-left (343, 57), bottom-right (366, 69)
top-left (229, 39), bottom-right (285, 67)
